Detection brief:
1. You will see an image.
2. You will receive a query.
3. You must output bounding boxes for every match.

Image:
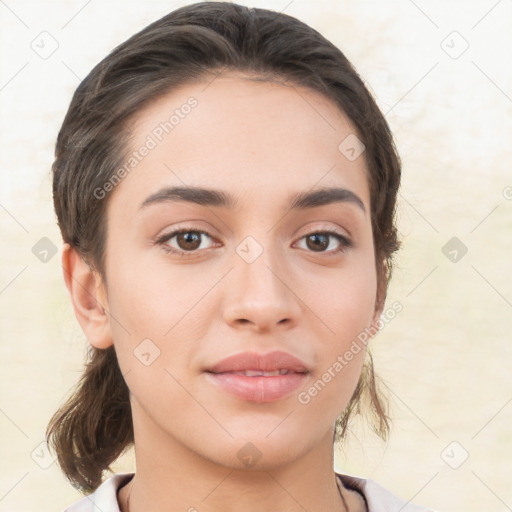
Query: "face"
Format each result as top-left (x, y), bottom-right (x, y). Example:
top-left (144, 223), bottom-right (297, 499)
top-left (100, 73), bottom-right (381, 469)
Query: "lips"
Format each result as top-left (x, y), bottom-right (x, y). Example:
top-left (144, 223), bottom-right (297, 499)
top-left (205, 351), bottom-right (309, 402)
top-left (207, 350), bottom-right (310, 374)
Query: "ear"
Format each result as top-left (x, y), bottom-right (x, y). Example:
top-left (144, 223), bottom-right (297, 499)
top-left (369, 261), bottom-right (388, 334)
top-left (62, 243), bottom-right (113, 349)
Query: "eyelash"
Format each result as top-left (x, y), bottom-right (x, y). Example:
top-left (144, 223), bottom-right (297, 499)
top-left (154, 227), bottom-right (353, 258)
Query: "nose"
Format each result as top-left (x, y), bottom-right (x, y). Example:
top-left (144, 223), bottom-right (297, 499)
top-left (222, 239), bottom-right (302, 333)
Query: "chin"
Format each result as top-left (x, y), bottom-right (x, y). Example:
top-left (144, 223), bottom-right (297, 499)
top-left (193, 425), bottom-right (318, 471)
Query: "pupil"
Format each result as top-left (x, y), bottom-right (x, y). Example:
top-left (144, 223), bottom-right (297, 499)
top-left (308, 234), bottom-right (327, 251)
top-left (179, 232), bottom-right (200, 250)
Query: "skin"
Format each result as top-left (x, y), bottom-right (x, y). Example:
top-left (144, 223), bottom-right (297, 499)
top-left (63, 72), bottom-right (384, 512)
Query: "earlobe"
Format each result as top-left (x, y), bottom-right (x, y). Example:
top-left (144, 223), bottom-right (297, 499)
top-left (61, 243), bottom-right (113, 349)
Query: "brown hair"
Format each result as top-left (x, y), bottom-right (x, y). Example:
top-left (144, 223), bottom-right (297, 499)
top-left (47, 1), bottom-right (400, 494)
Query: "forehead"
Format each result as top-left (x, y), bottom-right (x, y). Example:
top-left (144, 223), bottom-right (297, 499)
top-left (110, 73), bottom-right (370, 213)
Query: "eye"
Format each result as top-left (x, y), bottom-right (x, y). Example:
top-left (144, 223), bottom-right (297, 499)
top-left (155, 228), bottom-right (216, 256)
top-left (155, 227), bottom-right (352, 258)
top-left (295, 230), bottom-right (352, 255)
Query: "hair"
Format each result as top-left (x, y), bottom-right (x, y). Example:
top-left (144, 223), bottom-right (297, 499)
top-left (47, 1), bottom-right (401, 494)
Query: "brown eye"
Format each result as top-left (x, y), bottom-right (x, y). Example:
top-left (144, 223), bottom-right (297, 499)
top-left (156, 229), bottom-right (215, 256)
top-left (297, 230), bottom-right (352, 255)
top-left (175, 231), bottom-right (202, 251)
top-left (305, 233), bottom-right (330, 252)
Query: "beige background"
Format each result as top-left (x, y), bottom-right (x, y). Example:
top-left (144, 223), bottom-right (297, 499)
top-left (1, 1), bottom-right (511, 511)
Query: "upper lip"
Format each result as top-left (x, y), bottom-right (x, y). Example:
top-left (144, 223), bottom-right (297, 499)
top-left (207, 351), bottom-right (310, 374)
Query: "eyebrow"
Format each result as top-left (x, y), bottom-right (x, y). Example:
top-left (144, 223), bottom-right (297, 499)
top-left (139, 185), bottom-right (366, 213)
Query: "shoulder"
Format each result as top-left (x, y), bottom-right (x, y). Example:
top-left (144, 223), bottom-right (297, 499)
top-left (336, 471), bottom-right (438, 512)
top-left (63, 473), bottom-right (134, 512)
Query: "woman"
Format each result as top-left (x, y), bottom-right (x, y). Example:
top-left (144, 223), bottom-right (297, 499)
top-left (47, 2), bottom-right (435, 511)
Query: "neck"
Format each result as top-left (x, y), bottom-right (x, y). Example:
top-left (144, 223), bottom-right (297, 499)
top-left (119, 402), bottom-right (351, 512)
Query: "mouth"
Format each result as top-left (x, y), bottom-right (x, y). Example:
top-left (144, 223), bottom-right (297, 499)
top-left (212, 368), bottom-right (304, 377)
top-left (204, 351), bottom-right (310, 402)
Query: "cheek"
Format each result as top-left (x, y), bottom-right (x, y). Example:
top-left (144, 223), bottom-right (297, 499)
top-left (106, 249), bottom-right (201, 333)
top-left (105, 254), bottom-right (216, 378)
top-left (295, 259), bottom-right (377, 415)
top-left (319, 266), bottom-right (376, 364)
top-left (316, 258), bottom-right (378, 339)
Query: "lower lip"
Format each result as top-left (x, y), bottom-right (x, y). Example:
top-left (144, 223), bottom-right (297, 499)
top-left (205, 372), bottom-right (308, 402)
